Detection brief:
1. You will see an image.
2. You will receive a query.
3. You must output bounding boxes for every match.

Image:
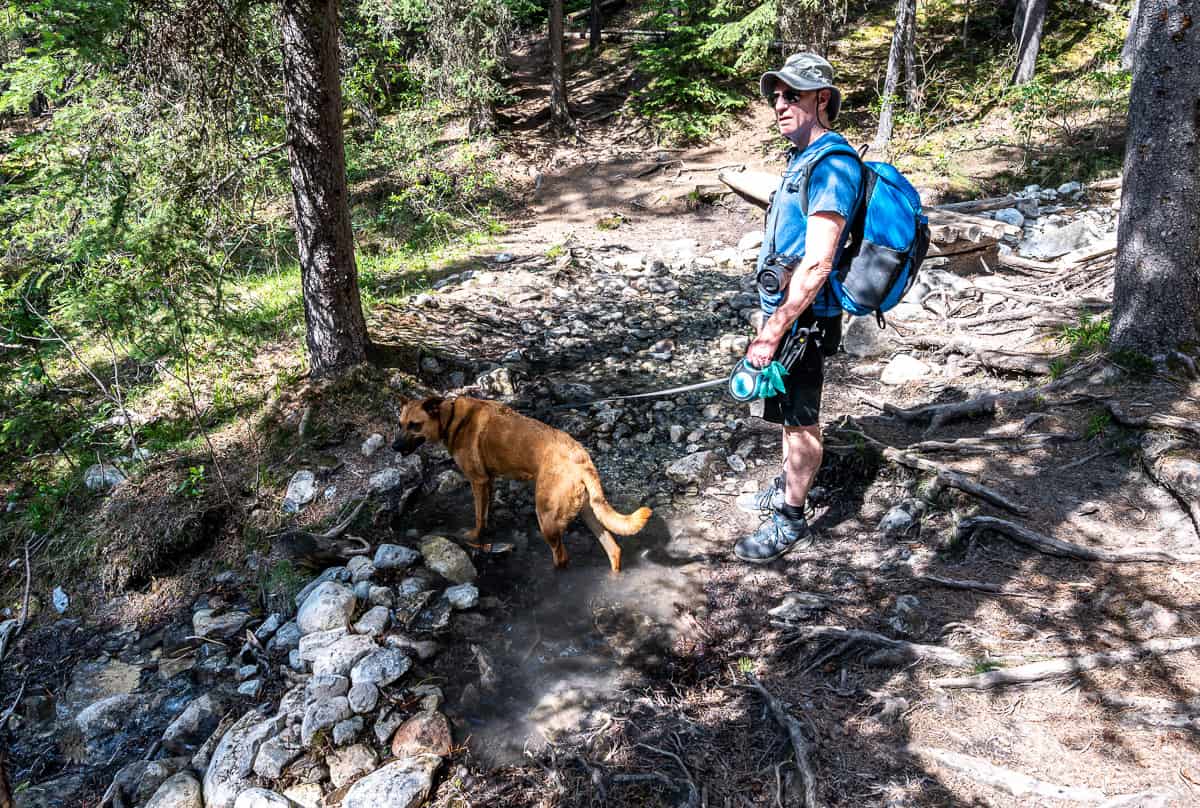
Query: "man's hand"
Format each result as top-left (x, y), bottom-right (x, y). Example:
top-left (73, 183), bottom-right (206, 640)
top-left (746, 334), bottom-right (780, 368)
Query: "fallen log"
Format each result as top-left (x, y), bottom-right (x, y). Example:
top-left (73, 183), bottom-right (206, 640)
top-left (927, 208), bottom-right (1021, 240)
top-left (957, 515), bottom-right (1200, 563)
top-left (932, 194), bottom-right (1021, 214)
top-left (932, 636), bottom-right (1200, 689)
top-left (717, 169), bottom-right (775, 209)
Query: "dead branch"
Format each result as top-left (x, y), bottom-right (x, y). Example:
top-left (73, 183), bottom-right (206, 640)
top-left (906, 431), bottom-right (1079, 455)
top-left (634, 743), bottom-right (700, 808)
top-left (745, 674), bottom-right (821, 808)
top-left (909, 747), bottom-right (1168, 803)
top-left (0, 541), bottom-right (32, 664)
top-left (861, 375), bottom-right (1080, 434)
top-left (882, 449), bottom-right (1030, 515)
top-left (933, 636), bottom-right (1200, 689)
top-left (932, 194), bottom-right (1020, 214)
top-left (958, 515), bottom-right (1200, 564)
top-left (778, 624), bottom-right (971, 668)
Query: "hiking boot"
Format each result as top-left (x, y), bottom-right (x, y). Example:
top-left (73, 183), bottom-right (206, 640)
top-left (733, 511), bottom-right (814, 563)
top-left (735, 475), bottom-right (785, 515)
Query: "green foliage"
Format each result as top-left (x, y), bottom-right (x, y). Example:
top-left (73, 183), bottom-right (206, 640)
top-left (1057, 314), bottom-right (1111, 356)
top-left (1085, 411), bottom-right (1110, 440)
top-left (971, 659), bottom-right (1003, 674)
top-left (630, 0), bottom-right (774, 142)
top-left (175, 465), bottom-right (207, 498)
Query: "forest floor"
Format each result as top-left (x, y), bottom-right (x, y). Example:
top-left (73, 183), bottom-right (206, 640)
top-left (4, 13), bottom-right (1199, 808)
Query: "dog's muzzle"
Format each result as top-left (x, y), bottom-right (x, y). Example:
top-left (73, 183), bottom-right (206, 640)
top-left (392, 434), bottom-right (426, 454)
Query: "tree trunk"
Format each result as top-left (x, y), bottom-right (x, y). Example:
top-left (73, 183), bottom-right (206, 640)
top-left (1111, 0), bottom-right (1200, 354)
top-left (549, 0), bottom-right (572, 128)
top-left (779, 2), bottom-right (832, 56)
top-left (1120, 0), bottom-right (1139, 69)
top-left (1011, 0), bottom-right (1027, 42)
top-left (901, 0), bottom-right (919, 109)
top-left (589, 0), bottom-right (602, 53)
top-left (1011, 0), bottom-right (1046, 85)
top-left (872, 0), bottom-right (911, 151)
top-left (0, 740), bottom-right (12, 808)
top-left (280, 0), bottom-right (371, 376)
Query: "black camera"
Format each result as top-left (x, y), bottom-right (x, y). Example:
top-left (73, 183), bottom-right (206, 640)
top-left (756, 253), bottom-right (796, 295)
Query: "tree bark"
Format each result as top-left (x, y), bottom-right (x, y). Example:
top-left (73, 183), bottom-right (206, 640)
top-left (549, 0), bottom-right (572, 128)
top-left (1111, 0), bottom-right (1200, 353)
top-left (1011, 0), bottom-right (1046, 84)
top-left (872, 0), bottom-right (911, 151)
top-left (901, 0), bottom-right (919, 109)
top-left (589, 0), bottom-right (602, 53)
top-left (1120, 0), bottom-right (1139, 69)
top-left (779, 1), bottom-right (831, 55)
top-left (280, 0), bottom-right (371, 376)
top-left (0, 740), bottom-right (11, 808)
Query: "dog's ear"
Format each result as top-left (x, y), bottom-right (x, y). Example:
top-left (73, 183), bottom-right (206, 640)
top-left (421, 397), bottom-right (444, 416)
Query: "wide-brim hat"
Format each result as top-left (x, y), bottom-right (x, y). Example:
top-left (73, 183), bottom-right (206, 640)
top-left (760, 52), bottom-right (842, 122)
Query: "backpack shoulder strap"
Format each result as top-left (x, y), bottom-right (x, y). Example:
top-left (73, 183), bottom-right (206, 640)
top-left (797, 141), bottom-right (863, 216)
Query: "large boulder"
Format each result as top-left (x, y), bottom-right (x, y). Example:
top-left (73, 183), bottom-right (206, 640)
top-left (419, 536), bottom-right (477, 584)
top-left (202, 711), bottom-right (286, 808)
top-left (143, 772), bottom-right (204, 808)
top-left (296, 582), bottom-right (356, 635)
top-left (341, 755), bottom-right (442, 808)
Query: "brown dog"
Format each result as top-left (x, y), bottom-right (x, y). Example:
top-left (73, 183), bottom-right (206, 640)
top-left (393, 396), bottom-right (651, 571)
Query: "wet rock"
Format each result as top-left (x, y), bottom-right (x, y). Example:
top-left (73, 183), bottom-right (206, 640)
top-left (444, 583), bottom-right (479, 610)
top-left (390, 710), bottom-right (453, 758)
top-left (74, 693), bottom-right (145, 763)
top-left (361, 434), bottom-right (385, 457)
top-left (268, 621), bottom-right (301, 654)
top-left (282, 470), bottom-right (316, 513)
top-left (202, 710), bottom-right (286, 808)
top-left (374, 543), bottom-right (420, 570)
top-left (84, 463), bottom-right (127, 491)
top-left (296, 582), bottom-right (356, 635)
top-left (348, 682), bottom-right (379, 714)
top-left (301, 696), bottom-right (352, 747)
top-left (162, 692), bottom-right (228, 756)
top-left (233, 788), bottom-right (293, 808)
top-left (341, 755), bottom-right (441, 808)
top-left (419, 535), bottom-right (477, 583)
top-left (253, 726), bottom-right (302, 780)
top-left (144, 772), bottom-right (204, 808)
top-left (194, 609), bottom-right (251, 639)
top-left (880, 354), bottom-right (931, 385)
top-left (353, 605), bottom-right (390, 636)
top-left (666, 450), bottom-right (718, 485)
top-left (350, 647), bottom-right (411, 687)
top-left (310, 634), bottom-right (378, 677)
top-left (887, 594), bottom-right (929, 639)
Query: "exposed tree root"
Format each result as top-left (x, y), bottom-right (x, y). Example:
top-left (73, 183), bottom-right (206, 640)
top-left (745, 673), bottom-right (821, 808)
top-left (909, 746), bottom-right (1172, 804)
top-left (912, 574), bottom-right (1043, 599)
top-left (861, 375), bottom-right (1081, 435)
top-left (957, 515), bottom-right (1200, 563)
top-left (777, 624), bottom-right (972, 668)
top-left (883, 449), bottom-right (1030, 514)
top-left (906, 431), bottom-right (1079, 455)
top-left (932, 636), bottom-right (1200, 689)
top-left (1106, 401), bottom-right (1200, 441)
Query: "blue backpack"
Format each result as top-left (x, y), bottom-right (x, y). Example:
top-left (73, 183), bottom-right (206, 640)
top-left (800, 143), bottom-right (931, 328)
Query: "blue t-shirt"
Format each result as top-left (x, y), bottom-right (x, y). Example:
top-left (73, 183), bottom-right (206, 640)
top-left (756, 132), bottom-right (862, 316)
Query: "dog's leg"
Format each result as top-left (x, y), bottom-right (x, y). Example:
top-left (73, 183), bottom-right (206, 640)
top-left (465, 478), bottom-right (492, 542)
top-left (582, 502), bottom-right (622, 572)
top-left (534, 481), bottom-right (571, 569)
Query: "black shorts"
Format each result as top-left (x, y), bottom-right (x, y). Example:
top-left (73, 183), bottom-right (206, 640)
top-left (761, 313), bottom-right (839, 428)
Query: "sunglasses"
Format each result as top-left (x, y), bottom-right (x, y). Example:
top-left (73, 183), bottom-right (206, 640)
top-left (769, 88), bottom-right (806, 105)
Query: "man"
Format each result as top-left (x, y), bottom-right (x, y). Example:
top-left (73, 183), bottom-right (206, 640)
top-left (733, 53), bottom-right (862, 563)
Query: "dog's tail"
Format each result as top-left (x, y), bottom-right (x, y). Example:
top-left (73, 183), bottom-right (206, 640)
top-left (581, 464), bottom-right (652, 536)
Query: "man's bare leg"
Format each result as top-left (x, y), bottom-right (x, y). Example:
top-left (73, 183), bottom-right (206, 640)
top-left (782, 424), bottom-right (822, 509)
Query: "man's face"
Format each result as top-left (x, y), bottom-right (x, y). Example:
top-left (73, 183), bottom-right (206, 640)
top-left (771, 85), bottom-right (828, 144)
